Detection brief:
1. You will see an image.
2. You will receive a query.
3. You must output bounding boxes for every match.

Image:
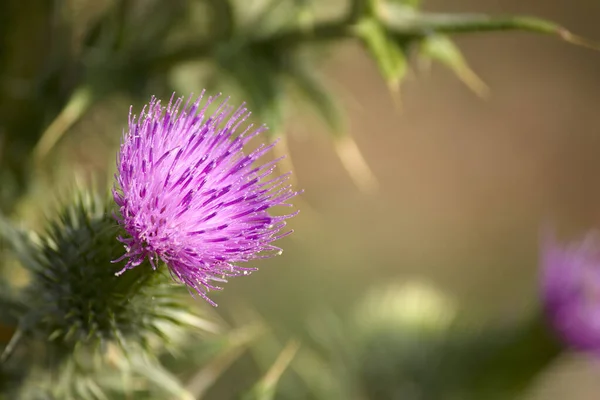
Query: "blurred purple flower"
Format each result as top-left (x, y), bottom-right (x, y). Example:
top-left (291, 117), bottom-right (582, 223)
top-left (113, 92), bottom-right (298, 304)
top-left (541, 230), bottom-right (600, 354)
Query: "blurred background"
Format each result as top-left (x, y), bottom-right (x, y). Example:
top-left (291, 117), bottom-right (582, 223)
top-left (2, 0), bottom-right (600, 398)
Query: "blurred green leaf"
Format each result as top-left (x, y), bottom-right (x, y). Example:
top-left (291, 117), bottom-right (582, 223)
top-left (129, 0), bottom-right (189, 50)
top-left (229, 305), bottom-right (353, 400)
top-left (334, 135), bottom-right (379, 193)
top-left (183, 324), bottom-right (266, 399)
top-left (420, 34), bottom-right (489, 97)
top-left (33, 84), bottom-right (95, 163)
top-left (380, 6), bottom-right (583, 38)
top-left (354, 17), bottom-right (408, 94)
top-left (10, 342), bottom-right (195, 400)
top-left (214, 45), bottom-right (286, 137)
top-left (0, 213), bottom-right (40, 273)
top-left (243, 339), bottom-right (301, 400)
top-left (291, 346), bottom-right (351, 400)
top-left (120, 351), bottom-right (194, 400)
top-left (290, 0), bottom-right (315, 31)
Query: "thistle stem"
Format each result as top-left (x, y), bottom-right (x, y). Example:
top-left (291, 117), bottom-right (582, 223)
top-left (146, 13), bottom-right (574, 72)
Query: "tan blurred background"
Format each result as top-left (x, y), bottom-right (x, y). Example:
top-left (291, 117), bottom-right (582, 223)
top-left (217, 0), bottom-right (600, 398)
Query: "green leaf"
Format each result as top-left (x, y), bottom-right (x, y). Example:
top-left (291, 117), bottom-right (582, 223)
top-left (380, 6), bottom-right (586, 39)
top-left (290, 0), bottom-right (315, 31)
top-left (182, 324), bottom-right (266, 399)
top-left (243, 340), bottom-right (301, 400)
top-left (214, 45), bottom-right (286, 137)
top-left (290, 346), bottom-right (350, 400)
top-left (0, 214), bottom-right (41, 273)
top-left (354, 18), bottom-right (408, 94)
top-left (333, 135), bottom-right (379, 193)
top-left (33, 85), bottom-right (95, 163)
top-left (420, 34), bottom-right (489, 97)
top-left (120, 352), bottom-right (194, 400)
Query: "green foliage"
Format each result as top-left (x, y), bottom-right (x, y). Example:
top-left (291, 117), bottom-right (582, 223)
top-left (419, 34), bottom-right (488, 97)
top-left (355, 17), bottom-right (409, 94)
top-left (242, 339), bottom-right (301, 400)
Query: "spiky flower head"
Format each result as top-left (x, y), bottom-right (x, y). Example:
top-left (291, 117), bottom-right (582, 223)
top-left (0, 191), bottom-right (198, 353)
top-left (541, 230), bottom-right (600, 354)
top-left (113, 92), bottom-right (298, 304)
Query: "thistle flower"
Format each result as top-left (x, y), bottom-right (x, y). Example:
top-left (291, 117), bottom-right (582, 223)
top-left (113, 92), bottom-right (298, 304)
top-left (541, 230), bottom-right (600, 354)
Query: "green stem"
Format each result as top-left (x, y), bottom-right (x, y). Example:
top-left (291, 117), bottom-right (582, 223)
top-left (382, 13), bottom-right (562, 36)
top-left (33, 85), bottom-right (95, 163)
top-left (145, 13), bottom-right (571, 72)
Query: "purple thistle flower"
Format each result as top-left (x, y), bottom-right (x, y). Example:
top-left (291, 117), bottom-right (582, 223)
top-left (541, 230), bottom-right (600, 354)
top-left (113, 91), bottom-right (298, 305)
